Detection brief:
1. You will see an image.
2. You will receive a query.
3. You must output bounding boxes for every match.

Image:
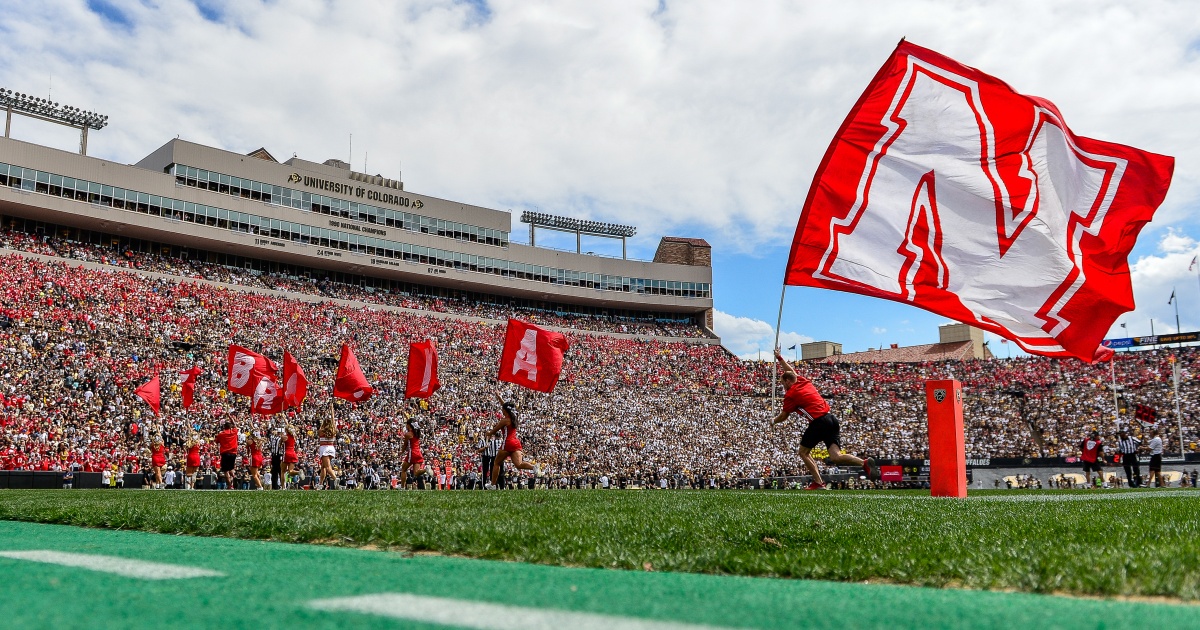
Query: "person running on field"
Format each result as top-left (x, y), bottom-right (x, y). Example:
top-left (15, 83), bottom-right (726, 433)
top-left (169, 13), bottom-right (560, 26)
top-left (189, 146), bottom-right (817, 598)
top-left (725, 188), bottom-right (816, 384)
top-left (770, 348), bottom-right (877, 490)
top-left (398, 417), bottom-right (427, 488)
top-left (317, 415), bottom-right (338, 490)
top-left (1080, 430), bottom-right (1105, 488)
top-left (487, 392), bottom-right (543, 489)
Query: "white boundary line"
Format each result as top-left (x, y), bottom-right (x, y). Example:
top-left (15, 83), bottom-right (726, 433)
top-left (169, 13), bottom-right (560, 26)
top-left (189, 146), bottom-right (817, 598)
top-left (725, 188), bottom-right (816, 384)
top-left (0, 550), bottom-right (224, 580)
top-left (308, 593), bottom-right (735, 630)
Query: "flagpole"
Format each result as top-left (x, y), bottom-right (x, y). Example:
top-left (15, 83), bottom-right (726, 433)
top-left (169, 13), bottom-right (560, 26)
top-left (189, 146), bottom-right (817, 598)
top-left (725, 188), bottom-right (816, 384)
top-left (1172, 287), bottom-right (1182, 348)
top-left (772, 285), bottom-right (787, 405)
top-left (1110, 355), bottom-right (1120, 431)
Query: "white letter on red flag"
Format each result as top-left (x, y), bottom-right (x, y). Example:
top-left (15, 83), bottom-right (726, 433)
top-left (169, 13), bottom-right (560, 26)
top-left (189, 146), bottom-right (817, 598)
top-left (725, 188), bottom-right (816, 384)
top-left (405, 339), bottom-right (441, 399)
top-left (226, 345), bottom-right (278, 397)
top-left (282, 351), bottom-right (308, 409)
top-left (498, 318), bottom-right (569, 393)
top-left (785, 41), bottom-right (1173, 362)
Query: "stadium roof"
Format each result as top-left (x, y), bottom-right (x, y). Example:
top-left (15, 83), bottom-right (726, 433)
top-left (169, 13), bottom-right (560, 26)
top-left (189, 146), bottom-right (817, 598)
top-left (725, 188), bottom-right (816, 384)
top-left (816, 340), bottom-right (991, 364)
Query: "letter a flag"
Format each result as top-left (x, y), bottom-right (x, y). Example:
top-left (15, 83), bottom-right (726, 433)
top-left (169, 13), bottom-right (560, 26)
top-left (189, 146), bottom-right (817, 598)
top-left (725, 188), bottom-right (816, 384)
top-left (227, 345), bottom-right (278, 397)
top-left (179, 366), bottom-right (202, 409)
top-left (333, 343), bottom-right (375, 402)
top-left (135, 375), bottom-right (161, 416)
top-left (498, 318), bottom-right (570, 393)
top-left (784, 41), bottom-right (1173, 362)
top-left (405, 339), bottom-right (441, 399)
top-left (251, 375), bottom-right (285, 415)
top-left (282, 351), bottom-right (308, 408)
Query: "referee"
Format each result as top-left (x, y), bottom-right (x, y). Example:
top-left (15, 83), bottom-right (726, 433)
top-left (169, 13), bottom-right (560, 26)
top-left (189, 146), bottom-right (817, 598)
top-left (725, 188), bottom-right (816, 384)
top-left (268, 427), bottom-right (286, 490)
top-left (1117, 428), bottom-right (1142, 488)
top-left (475, 430), bottom-right (503, 490)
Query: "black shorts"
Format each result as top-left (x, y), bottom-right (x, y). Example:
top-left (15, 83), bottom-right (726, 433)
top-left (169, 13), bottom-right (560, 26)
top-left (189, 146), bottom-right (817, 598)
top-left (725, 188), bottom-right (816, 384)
top-left (1149, 454), bottom-right (1162, 471)
top-left (1082, 460), bottom-right (1103, 473)
top-left (220, 452), bottom-right (236, 472)
top-left (800, 413), bottom-right (841, 450)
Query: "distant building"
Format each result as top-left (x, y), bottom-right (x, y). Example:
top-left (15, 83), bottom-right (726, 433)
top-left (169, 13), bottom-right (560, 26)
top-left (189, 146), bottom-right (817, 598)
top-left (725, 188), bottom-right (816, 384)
top-left (810, 323), bottom-right (992, 363)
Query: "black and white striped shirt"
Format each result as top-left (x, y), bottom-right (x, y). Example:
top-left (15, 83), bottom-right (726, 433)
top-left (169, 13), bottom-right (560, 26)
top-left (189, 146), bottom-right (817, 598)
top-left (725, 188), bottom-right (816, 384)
top-left (1118, 435), bottom-right (1140, 454)
top-left (268, 434), bottom-right (285, 456)
top-left (477, 436), bottom-right (502, 458)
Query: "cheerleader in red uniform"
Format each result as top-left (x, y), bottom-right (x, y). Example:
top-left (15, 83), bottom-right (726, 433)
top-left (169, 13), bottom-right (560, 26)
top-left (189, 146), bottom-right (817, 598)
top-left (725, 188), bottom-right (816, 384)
top-left (398, 417), bottom-right (428, 488)
top-left (246, 434), bottom-right (265, 490)
top-left (282, 425), bottom-right (299, 488)
top-left (183, 434), bottom-right (202, 490)
top-left (146, 437), bottom-right (167, 489)
top-left (487, 393), bottom-right (542, 489)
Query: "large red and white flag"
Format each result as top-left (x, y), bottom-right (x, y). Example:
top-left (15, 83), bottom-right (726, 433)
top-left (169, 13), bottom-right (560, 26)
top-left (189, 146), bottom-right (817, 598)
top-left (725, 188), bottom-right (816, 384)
top-left (405, 339), bottom-right (441, 399)
top-left (282, 351), bottom-right (308, 409)
top-left (227, 345), bottom-right (278, 397)
top-left (178, 366), bottom-right (202, 409)
top-left (135, 375), bottom-right (161, 416)
top-left (498, 318), bottom-right (569, 393)
top-left (785, 41), bottom-right (1173, 362)
top-left (333, 343), bottom-right (375, 402)
top-left (251, 375), bottom-right (285, 415)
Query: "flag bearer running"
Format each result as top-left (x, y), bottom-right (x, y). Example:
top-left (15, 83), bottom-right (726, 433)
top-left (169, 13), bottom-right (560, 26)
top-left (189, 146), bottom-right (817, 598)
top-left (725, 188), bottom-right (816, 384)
top-left (770, 348), bottom-right (878, 490)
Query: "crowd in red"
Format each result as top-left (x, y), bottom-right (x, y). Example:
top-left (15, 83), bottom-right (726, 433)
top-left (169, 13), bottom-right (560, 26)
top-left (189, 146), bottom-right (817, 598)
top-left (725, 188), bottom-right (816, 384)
top-left (1, 234), bottom-right (1196, 488)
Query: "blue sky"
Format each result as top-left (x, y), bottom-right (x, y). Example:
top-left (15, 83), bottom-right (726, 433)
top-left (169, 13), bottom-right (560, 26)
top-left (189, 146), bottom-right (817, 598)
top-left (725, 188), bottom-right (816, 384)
top-left (2, 0), bottom-right (1199, 359)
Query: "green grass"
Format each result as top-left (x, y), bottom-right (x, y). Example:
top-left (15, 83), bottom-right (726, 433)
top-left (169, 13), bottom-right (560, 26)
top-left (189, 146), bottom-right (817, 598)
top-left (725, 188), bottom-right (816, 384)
top-left (2, 489), bottom-right (1199, 601)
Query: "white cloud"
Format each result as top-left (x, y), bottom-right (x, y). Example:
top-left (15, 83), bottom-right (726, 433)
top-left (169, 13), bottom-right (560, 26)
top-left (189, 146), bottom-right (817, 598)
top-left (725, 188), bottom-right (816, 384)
top-left (871, 326), bottom-right (887, 334)
top-left (1115, 231), bottom-right (1200, 337)
top-left (712, 310), bottom-right (812, 360)
top-left (1, 1), bottom-right (1198, 257)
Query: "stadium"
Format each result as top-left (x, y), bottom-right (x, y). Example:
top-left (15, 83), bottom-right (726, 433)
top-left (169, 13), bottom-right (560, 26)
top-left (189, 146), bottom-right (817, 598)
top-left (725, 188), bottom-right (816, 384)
top-left (2, 4), bottom-right (1200, 628)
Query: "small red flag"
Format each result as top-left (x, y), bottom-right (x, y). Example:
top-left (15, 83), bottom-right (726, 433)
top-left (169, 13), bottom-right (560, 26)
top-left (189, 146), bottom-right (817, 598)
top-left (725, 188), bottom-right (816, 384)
top-left (333, 343), bottom-right (375, 402)
top-left (251, 375), bottom-right (285, 415)
top-left (282, 351), bottom-right (308, 408)
top-left (135, 375), bottom-right (161, 416)
top-left (227, 345), bottom-right (278, 397)
top-left (497, 318), bottom-right (569, 393)
top-left (179, 366), bottom-right (202, 409)
top-left (405, 339), bottom-right (441, 399)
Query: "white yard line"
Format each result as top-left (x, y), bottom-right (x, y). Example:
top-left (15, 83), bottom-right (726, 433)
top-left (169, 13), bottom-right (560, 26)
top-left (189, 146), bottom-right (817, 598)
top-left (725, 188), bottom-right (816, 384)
top-left (308, 593), bottom-right (735, 630)
top-left (0, 550), bottom-right (224, 580)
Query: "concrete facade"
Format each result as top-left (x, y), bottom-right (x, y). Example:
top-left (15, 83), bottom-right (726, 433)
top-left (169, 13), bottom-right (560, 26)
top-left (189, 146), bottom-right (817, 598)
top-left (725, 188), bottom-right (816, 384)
top-left (0, 135), bottom-right (714, 317)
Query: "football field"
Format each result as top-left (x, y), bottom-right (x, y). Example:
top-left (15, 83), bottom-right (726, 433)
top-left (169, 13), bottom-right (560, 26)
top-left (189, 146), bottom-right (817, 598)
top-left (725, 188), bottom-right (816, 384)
top-left (1, 489), bottom-right (1198, 629)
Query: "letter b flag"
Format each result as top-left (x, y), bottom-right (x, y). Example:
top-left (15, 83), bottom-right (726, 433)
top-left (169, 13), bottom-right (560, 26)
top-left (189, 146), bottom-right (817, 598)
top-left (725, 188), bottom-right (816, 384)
top-left (498, 318), bottom-right (570, 393)
top-left (405, 339), bottom-right (441, 399)
top-left (784, 41), bottom-right (1173, 362)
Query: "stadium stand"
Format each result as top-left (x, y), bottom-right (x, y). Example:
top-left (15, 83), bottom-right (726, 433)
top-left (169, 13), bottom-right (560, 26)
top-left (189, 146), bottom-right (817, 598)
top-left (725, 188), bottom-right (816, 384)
top-left (1, 236), bottom-right (1198, 489)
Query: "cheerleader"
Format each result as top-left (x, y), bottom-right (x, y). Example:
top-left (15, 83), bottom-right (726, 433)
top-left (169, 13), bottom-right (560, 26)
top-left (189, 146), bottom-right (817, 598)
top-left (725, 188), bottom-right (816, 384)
top-left (183, 434), bottom-right (202, 489)
top-left (487, 392), bottom-right (543, 489)
top-left (282, 425), bottom-right (299, 488)
top-left (398, 417), bottom-right (429, 488)
top-left (146, 437), bottom-right (167, 489)
top-left (246, 434), bottom-right (265, 490)
top-left (317, 415), bottom-right (338, 489)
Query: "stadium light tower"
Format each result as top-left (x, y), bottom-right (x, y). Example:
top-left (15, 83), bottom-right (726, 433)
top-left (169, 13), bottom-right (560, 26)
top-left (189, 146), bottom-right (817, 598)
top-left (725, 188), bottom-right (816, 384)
top-left (519, 211), bottom-right (637, 259)
top-left (0, 88), bottom-right (109, 155)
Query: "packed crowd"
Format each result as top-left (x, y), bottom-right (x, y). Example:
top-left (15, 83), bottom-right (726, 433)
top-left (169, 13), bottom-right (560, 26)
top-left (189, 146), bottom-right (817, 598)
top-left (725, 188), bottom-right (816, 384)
top-left (1, 242), bottom-right (1198, 489)
top-left (0, 228), bottom-right (709, 339)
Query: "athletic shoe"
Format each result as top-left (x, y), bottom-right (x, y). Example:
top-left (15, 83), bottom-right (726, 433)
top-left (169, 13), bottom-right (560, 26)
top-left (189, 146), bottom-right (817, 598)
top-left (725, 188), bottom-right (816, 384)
top-left (534, 463), bottom-right (545, 477)
top-left (485, 483), bottom-right (496, 490)
top-left (805, 482), bottom-right (827, 490)
top-left (863, 457), bottom-right (880, 481)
